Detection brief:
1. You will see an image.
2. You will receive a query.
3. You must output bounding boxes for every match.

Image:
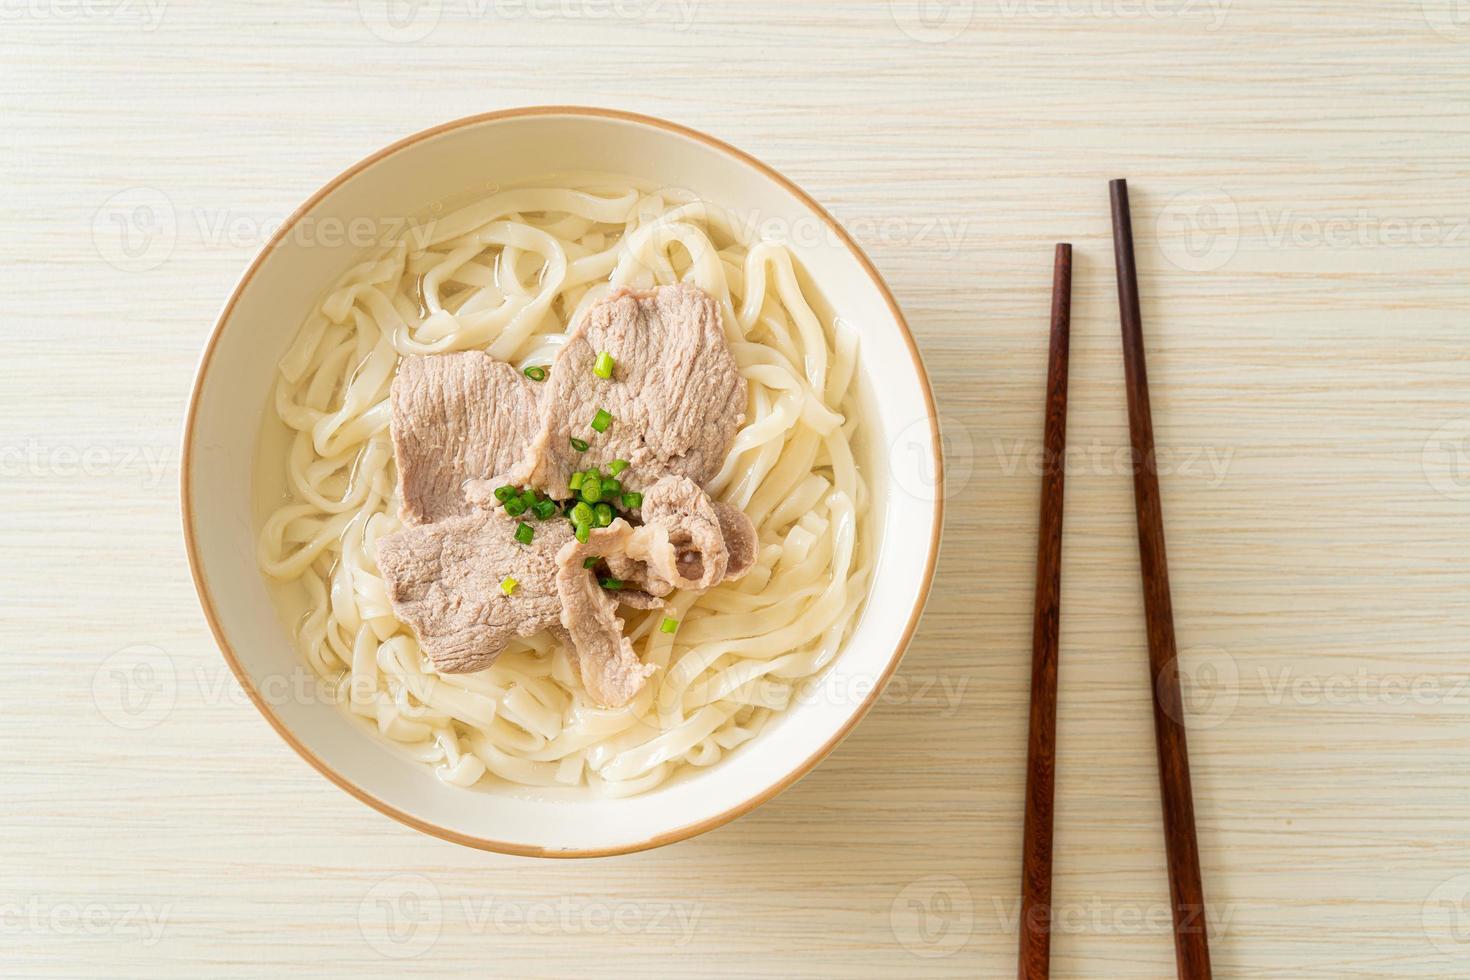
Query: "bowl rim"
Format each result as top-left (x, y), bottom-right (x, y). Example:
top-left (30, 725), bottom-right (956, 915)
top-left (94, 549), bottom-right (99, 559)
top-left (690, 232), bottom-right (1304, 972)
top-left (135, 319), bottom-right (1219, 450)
top-left (181, 105), bottom-right (944, 858)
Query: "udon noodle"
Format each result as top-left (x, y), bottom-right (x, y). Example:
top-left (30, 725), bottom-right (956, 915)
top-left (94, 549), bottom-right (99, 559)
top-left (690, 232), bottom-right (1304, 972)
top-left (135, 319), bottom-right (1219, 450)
top-left (256, 176), bottom-right (869, 796)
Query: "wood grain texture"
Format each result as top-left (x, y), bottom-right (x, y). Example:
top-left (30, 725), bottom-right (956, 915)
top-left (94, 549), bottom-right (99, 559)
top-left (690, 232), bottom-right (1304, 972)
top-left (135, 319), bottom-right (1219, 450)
top-left (3, 3), bottom-right (1470, 977)
top-left (1019, 243), bottom-right (1071, 980)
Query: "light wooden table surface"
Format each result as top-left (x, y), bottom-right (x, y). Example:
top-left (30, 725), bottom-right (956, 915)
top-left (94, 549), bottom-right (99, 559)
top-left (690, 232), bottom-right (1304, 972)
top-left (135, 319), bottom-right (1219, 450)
top-left (5, 3), bottom-right (1470, 977)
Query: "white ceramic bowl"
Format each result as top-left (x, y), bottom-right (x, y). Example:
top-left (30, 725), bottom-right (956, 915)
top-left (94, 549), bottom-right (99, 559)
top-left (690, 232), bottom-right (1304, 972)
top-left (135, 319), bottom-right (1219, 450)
top-left (183, 107), bottom-right (942, 856)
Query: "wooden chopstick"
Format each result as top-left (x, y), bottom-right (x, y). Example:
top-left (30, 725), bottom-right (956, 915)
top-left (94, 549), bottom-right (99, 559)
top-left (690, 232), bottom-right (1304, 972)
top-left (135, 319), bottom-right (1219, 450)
top-left (1109, 179), bottom-right (1213, 980)
top-left (1018, 243), bottom-right (1072, 980)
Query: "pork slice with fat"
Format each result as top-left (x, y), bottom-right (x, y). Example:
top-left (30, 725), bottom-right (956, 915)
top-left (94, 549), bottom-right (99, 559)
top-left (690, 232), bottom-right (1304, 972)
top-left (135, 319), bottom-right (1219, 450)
top-left (550, 481), bottom-right (759, 707)
top-left (601, 475), bottom-right (758, 596)
top-left (375, 507), bottom-right (574, 673)
top-left (513, 284), bottom-right (746, 497)
top-left (555, 525), bottom-right (659, 708)
top-left (391, 352), bottom-right (543, 525)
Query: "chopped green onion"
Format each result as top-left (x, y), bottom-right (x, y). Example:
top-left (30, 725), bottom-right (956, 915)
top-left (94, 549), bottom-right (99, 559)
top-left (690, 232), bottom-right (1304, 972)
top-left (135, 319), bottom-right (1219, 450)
top-left (583, 465), bottom-right (602, 484)
top-left (590, 409), bottom-right (612, 433)
top-left (514, 522), bottom-right (534, 545)
top-left (570, 436), bottom-right (589, 453)
top-left (621, 491), bottom-right (643, 510)
top-left (500, 576), bottom-right (518, 596)
top-left (532, 499), bottom-right (558, 520)
top-left (570, 502), bottom-right (593, 526)
top-left (593, 351), bottom-right (615, 379)
top-left (602, 478), bottom-right (622, 495)
top-left (518, 489), bottom-right (537, 509)
top-left (493, 485), bottom-right (517, 503)
top-left (504, 497), bottom-right (527, 517)
top-left (599, 577), bottom-right (624, 590)
top-left (660, 617), bottom-right (678, 634)
top-left (583, 556), bottom-right (600, 570)
top-left (581, 480), bottom-right (603, 504)
top-left (522, 365), bottom-right (548, 382)
top-left (574, 523), bottom-right (590, 543)
top-left (594, 503), bottom-right (613, 527)
top-left (568, 471), bottom-right (585, 492)
top-left (607, 459), bottom-right (629, 476)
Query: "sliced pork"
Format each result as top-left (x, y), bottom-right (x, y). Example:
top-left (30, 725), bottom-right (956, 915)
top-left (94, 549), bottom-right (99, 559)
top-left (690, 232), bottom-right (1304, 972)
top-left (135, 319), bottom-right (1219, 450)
top-left (375, 506), bottom-right (573, 673)
top-left (390, 352), bottom-right (543, 525)
top-left (511, 284), bottom-right (746, 497)
top-left (712, 499), bottom-right (758, 582)
top-left (376, 284), bottom-right (759, 706)
top-left (599, 474), bottom-right (757, 596)
top-left (554, 528), bottom-right (658, 708)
